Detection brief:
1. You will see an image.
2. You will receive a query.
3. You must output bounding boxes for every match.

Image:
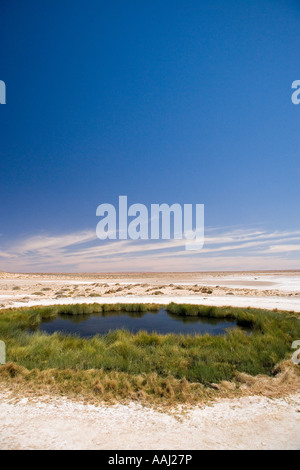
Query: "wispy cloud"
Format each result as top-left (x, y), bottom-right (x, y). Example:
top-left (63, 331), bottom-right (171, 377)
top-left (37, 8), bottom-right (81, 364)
top-left (0, 227), bottom-right (300, 272)
top-left (267, 244), bottom-right (300, 253)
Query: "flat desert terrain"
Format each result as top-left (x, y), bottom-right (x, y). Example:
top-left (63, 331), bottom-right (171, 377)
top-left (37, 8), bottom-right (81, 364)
top-left (0, 270), bottom-right (300, 312)
top-left (0, 389), bottom-right (299, 450)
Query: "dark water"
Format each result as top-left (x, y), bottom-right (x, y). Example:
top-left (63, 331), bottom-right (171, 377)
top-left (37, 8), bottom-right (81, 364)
top-left (38, 309), bottom-right (245, 337)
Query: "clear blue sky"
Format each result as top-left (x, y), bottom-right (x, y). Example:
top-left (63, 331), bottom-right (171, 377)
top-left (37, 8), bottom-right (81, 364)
top-left (0, 0), bottom-right (300, 271)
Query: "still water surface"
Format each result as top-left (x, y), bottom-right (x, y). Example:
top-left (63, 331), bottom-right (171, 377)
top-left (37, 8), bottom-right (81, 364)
top-left (39, 308), bottom-right (245, 337)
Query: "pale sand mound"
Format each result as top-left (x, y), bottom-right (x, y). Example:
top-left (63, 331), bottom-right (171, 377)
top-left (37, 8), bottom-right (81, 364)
top-left (0, 392), bottom-right (299, 450)
top-left (1, 271), bottom-right (299, 312)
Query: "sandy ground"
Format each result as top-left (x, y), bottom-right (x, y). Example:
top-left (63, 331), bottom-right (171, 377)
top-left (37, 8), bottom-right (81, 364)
top-left (0, 390), bottom-right (299, 450)
top-left (0, 271), bottom-right (299, 450)
top-left (0, 271), bottom-right (299, 312)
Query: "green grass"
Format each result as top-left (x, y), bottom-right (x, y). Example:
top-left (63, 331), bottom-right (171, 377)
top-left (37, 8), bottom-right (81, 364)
top-left (0, 302), bottom-right (299, 403)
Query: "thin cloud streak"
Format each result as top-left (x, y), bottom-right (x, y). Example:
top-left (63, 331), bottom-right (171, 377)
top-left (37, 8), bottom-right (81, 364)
top-left (0, 227), bottom-right (300, 272)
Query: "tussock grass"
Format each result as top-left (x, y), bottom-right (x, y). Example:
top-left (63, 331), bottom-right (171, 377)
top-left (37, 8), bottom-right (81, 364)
top-left (0, 303), bottom-right (299, 404)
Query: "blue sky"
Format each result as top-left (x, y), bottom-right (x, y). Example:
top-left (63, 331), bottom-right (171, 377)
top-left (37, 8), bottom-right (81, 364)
top-left (0, 0), bottom-right (300, 272)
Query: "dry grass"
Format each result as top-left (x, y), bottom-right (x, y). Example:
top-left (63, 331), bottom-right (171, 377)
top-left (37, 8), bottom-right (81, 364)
top-left (1, 360), bottom-right (299, 407)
